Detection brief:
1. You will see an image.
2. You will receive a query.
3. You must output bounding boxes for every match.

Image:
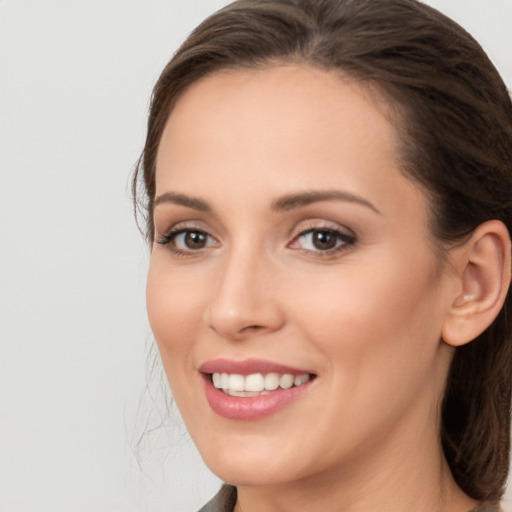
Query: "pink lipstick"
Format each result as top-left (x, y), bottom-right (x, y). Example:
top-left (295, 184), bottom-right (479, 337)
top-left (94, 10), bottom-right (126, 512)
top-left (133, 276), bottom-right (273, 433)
top-left (199, 358), bottom-right (315, 420)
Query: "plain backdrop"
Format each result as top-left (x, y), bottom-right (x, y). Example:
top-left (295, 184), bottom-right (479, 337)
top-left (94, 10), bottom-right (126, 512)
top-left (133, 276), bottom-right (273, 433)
top-left (1, 1), bottom-right (511, 511)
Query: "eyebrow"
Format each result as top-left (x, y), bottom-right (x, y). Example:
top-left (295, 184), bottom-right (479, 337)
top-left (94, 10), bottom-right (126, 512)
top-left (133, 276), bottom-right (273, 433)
top-left (153, 189), bottom-right (380, 214)
top-left (153, 192), bottom-right (211, 212)
top-left (271, 190), bottom-right (381, 214)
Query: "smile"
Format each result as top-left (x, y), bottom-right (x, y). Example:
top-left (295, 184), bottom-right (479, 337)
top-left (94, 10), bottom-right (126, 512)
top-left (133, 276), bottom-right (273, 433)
top-left (211, 372), bottom-right (311, 396)
top-left (199, 359), bottom-right (316, 420)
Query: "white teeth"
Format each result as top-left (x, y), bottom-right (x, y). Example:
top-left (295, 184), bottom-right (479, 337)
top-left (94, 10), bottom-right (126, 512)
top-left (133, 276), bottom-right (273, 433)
top-left (245, 373), bottom-right (264, 392)
top-left (264, 373), bottom-right (280, 391)
top-left (279, 374), bottom-right (294, 389)
top-left (227, 390), bottom-right (267, 397)
top-left (211, 372), bottom-right (311, 394)
top-left (294, 374), bottom-right (310, 386)
top-left (228, 374), bottom-right (244, 392)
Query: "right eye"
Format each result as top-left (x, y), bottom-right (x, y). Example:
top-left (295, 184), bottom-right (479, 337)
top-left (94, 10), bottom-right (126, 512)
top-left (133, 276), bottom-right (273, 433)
top-left (157, 228), bottom-right (218, 254)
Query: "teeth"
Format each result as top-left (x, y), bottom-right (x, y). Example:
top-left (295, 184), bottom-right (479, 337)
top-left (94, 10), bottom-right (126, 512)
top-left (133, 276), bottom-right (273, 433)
top-left (245, 373), bottom-right (264, 392)
top-left (228, 374), bottom-right (244, 392)
top-left (264, 373), bottom-right (280, 391)
top-left (227, 390), bottom-right (268, 397)
top-left (279, 374), bottom-right (294, 389)
top-left (294, 374), bottom-right (309, 386)
top-left (211, 372), bottom-right (311, 394)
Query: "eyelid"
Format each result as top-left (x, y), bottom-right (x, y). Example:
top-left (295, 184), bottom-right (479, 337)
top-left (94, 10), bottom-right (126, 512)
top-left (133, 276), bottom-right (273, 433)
top-left (155, 218), bottom-right (214, 239)
top-left (287, 220), bottom-right (357, 256)
top-left (155, 221), bottom-right (219, 255)
top-left (154, 218), bottom-right (356, 257)
top-left (289, 219), bottom-right (355, 239)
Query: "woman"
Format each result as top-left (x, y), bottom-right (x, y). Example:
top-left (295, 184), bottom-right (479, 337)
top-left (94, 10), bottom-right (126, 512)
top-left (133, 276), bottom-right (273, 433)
top-left (133, 0), bottom-right (512, 510)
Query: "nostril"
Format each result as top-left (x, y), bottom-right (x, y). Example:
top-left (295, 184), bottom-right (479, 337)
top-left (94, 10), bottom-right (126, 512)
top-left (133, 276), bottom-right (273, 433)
top-left (203, 292), bottom-right (286, 340)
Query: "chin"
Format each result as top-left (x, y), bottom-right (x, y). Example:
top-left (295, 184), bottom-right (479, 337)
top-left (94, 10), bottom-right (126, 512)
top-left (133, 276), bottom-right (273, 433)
top-left (206, 458), bottom-right (298, 487)
top-left (195, 433), bottom-right (307, 487)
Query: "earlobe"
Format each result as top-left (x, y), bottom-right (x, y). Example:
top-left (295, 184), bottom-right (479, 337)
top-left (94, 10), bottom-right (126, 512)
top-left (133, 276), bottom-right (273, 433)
top-left (442, 220), bottom-right (511, 347)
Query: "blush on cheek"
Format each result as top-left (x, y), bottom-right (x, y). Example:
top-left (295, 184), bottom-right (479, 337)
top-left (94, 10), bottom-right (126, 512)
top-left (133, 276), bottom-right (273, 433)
top-left (147, 281), bottom-right (210, 372)
top-left (148, 298), bottom-right (192, 350)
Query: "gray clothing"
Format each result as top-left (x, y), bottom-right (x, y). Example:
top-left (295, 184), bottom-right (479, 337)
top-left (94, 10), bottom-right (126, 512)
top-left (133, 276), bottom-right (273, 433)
top-left (198, 484), bottom-right (502, 512)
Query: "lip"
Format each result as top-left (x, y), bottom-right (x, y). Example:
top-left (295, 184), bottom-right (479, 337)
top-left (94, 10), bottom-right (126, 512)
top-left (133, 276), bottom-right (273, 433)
top-left (199, 358), bottom-right (315, 420)
top-left (199, 358), bottom-right (313, 376)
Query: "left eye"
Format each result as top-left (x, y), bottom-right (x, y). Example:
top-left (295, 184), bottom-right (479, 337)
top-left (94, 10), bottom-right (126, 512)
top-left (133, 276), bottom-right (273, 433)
top-left (174, 230), bottom-right (214, 250)
top-left (157, 228), bottom-right (217, 253)
top-left (294, 229), bottom-right (354, 252)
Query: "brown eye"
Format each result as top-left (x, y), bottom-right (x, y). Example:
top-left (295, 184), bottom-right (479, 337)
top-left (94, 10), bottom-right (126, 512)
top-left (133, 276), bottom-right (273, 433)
top-left (292, 228), bottom-right (356, 254)
top-left (157, 228), bottom-right (217, 253)
top-left (183, 231), bottom-right (208, 249)
top-left (311, 230), bottom-right (338, 250)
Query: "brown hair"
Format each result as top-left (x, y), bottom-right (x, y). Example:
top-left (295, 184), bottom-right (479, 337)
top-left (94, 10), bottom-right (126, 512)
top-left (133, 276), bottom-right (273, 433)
top-left (133, 0), bottom-right (512, 502)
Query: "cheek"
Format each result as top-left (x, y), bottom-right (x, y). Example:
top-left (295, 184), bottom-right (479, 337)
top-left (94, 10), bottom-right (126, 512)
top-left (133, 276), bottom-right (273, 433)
top-left (285, 259), bottom-right (448, 453)
top-left (146, 256), bottom-right (206, 371)
top-left (289, 251), bottom-right (446, 388)
top-left (145, 257), bottom-right (213, 429)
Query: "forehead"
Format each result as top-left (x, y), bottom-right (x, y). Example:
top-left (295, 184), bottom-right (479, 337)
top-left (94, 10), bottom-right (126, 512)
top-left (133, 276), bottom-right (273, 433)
top-left (158, 66), bottom-right (398, 157)
top-left (158, 66), bottom-right (397, 174)
top-left (155, 65), bottom-right (424, 222)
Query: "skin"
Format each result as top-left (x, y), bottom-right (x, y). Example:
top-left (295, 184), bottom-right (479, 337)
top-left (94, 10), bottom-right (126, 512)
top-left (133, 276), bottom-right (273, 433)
top-left (147, 66), bottom-right (478, 512)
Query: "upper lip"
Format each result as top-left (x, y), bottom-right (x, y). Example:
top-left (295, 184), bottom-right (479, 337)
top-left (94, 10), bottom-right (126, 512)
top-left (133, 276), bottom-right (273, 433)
top-left (199, 358), bottom-right (314, 376)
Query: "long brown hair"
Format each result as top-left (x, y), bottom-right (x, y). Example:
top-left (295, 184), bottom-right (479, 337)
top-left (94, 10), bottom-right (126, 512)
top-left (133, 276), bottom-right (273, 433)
top-left (133, 0), bottom-right (512, 502)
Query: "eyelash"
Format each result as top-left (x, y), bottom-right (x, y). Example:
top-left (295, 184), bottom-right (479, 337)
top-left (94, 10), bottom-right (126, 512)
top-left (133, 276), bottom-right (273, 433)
top-left (289, 226), bottom-right (356, 257)
top-left (156, 227), bottom-right (217, 256)
top-left (156, 224), bottom-right (356, 258)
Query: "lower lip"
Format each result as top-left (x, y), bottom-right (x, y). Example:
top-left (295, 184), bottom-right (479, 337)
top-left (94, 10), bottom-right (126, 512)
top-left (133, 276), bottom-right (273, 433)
top-left (202, 375), bottom-right (314, 420)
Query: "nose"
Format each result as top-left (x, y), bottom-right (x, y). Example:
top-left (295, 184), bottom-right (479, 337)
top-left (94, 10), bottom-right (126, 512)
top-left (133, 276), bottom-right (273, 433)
top-left (203, 249), bottom-right (285, 341)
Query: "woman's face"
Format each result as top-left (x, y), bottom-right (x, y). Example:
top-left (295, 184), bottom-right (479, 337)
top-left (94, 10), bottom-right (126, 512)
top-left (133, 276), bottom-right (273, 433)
top-left (147, 66), bottom-right (456, 487)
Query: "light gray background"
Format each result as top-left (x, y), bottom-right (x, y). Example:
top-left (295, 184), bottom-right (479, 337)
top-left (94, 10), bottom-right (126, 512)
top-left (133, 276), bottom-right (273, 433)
top-left (1, 1), bottom-right (511, 511)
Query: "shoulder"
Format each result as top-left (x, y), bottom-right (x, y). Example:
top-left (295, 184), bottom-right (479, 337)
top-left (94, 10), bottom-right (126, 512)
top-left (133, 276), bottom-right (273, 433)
top-left (469, 504), bottom-right (503, 512)
top-left (197, 485), bottom-right (237, 512)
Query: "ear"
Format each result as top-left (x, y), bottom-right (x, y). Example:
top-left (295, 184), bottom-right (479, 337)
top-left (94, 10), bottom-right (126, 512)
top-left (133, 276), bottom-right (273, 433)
top-left (442, 220), bottom-right (511, 347)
